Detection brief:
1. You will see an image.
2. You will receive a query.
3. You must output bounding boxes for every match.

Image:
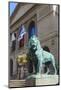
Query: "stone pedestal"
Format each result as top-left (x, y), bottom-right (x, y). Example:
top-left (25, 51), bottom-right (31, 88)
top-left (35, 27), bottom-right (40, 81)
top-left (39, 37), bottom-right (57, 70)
top-left (26, 74), bottom-right (59, 86)
top-left (35, 75), bottom-right (59, 86)
top-left (9, 75), bottom-right (59, 87)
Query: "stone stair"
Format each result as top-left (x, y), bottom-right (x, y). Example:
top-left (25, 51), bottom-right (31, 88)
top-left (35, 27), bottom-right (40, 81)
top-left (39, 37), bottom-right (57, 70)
top-left (9, 79), bottom-right (35, 87)
top-left (9, 79), bottom-right (26, 87)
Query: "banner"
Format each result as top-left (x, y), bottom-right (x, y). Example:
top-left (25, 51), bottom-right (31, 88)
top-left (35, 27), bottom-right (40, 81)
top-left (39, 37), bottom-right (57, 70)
top-left (18, 25), bottom-right (26, 41)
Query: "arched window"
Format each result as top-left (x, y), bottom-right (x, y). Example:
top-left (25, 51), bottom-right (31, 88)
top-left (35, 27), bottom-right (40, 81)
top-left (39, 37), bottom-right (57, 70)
top-left (28, 21), bottom-right (37, 39)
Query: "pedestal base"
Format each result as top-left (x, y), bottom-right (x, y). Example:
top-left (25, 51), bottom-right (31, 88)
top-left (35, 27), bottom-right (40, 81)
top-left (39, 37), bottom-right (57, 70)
top-left (9, 75), bottom-right (59, 87)
top-left (26, 74), bottom-right (59, 86)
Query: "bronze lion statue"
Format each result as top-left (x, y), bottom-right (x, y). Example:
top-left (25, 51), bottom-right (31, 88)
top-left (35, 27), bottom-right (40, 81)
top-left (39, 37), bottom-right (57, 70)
top-left (27, 35), bottom-right (57, 75)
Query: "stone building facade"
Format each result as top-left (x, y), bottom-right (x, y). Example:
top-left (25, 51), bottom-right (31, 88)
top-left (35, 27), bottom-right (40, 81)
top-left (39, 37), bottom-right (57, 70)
top-left (9, 3), bottom-right (59, 78)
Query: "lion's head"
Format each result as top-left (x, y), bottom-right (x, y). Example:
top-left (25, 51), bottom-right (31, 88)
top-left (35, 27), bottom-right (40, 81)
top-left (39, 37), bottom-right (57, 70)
top-left (28, 35), bottom-right (41, 53)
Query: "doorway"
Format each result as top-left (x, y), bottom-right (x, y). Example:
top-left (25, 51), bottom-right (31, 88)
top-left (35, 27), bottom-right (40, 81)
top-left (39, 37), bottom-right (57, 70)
top-left (10, 59), bottom-right (13, 76)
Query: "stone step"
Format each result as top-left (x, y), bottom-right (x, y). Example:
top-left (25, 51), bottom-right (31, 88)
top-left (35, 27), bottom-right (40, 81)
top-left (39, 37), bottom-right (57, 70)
top-left (9, 80), bottom-right (26, 87)
top-left (9, 79), bottom-right (35, 87)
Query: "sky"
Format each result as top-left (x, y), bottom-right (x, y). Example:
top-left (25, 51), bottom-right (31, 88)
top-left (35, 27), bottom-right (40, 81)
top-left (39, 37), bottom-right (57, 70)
top-left (9, 2), bottom-right (17, 16)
